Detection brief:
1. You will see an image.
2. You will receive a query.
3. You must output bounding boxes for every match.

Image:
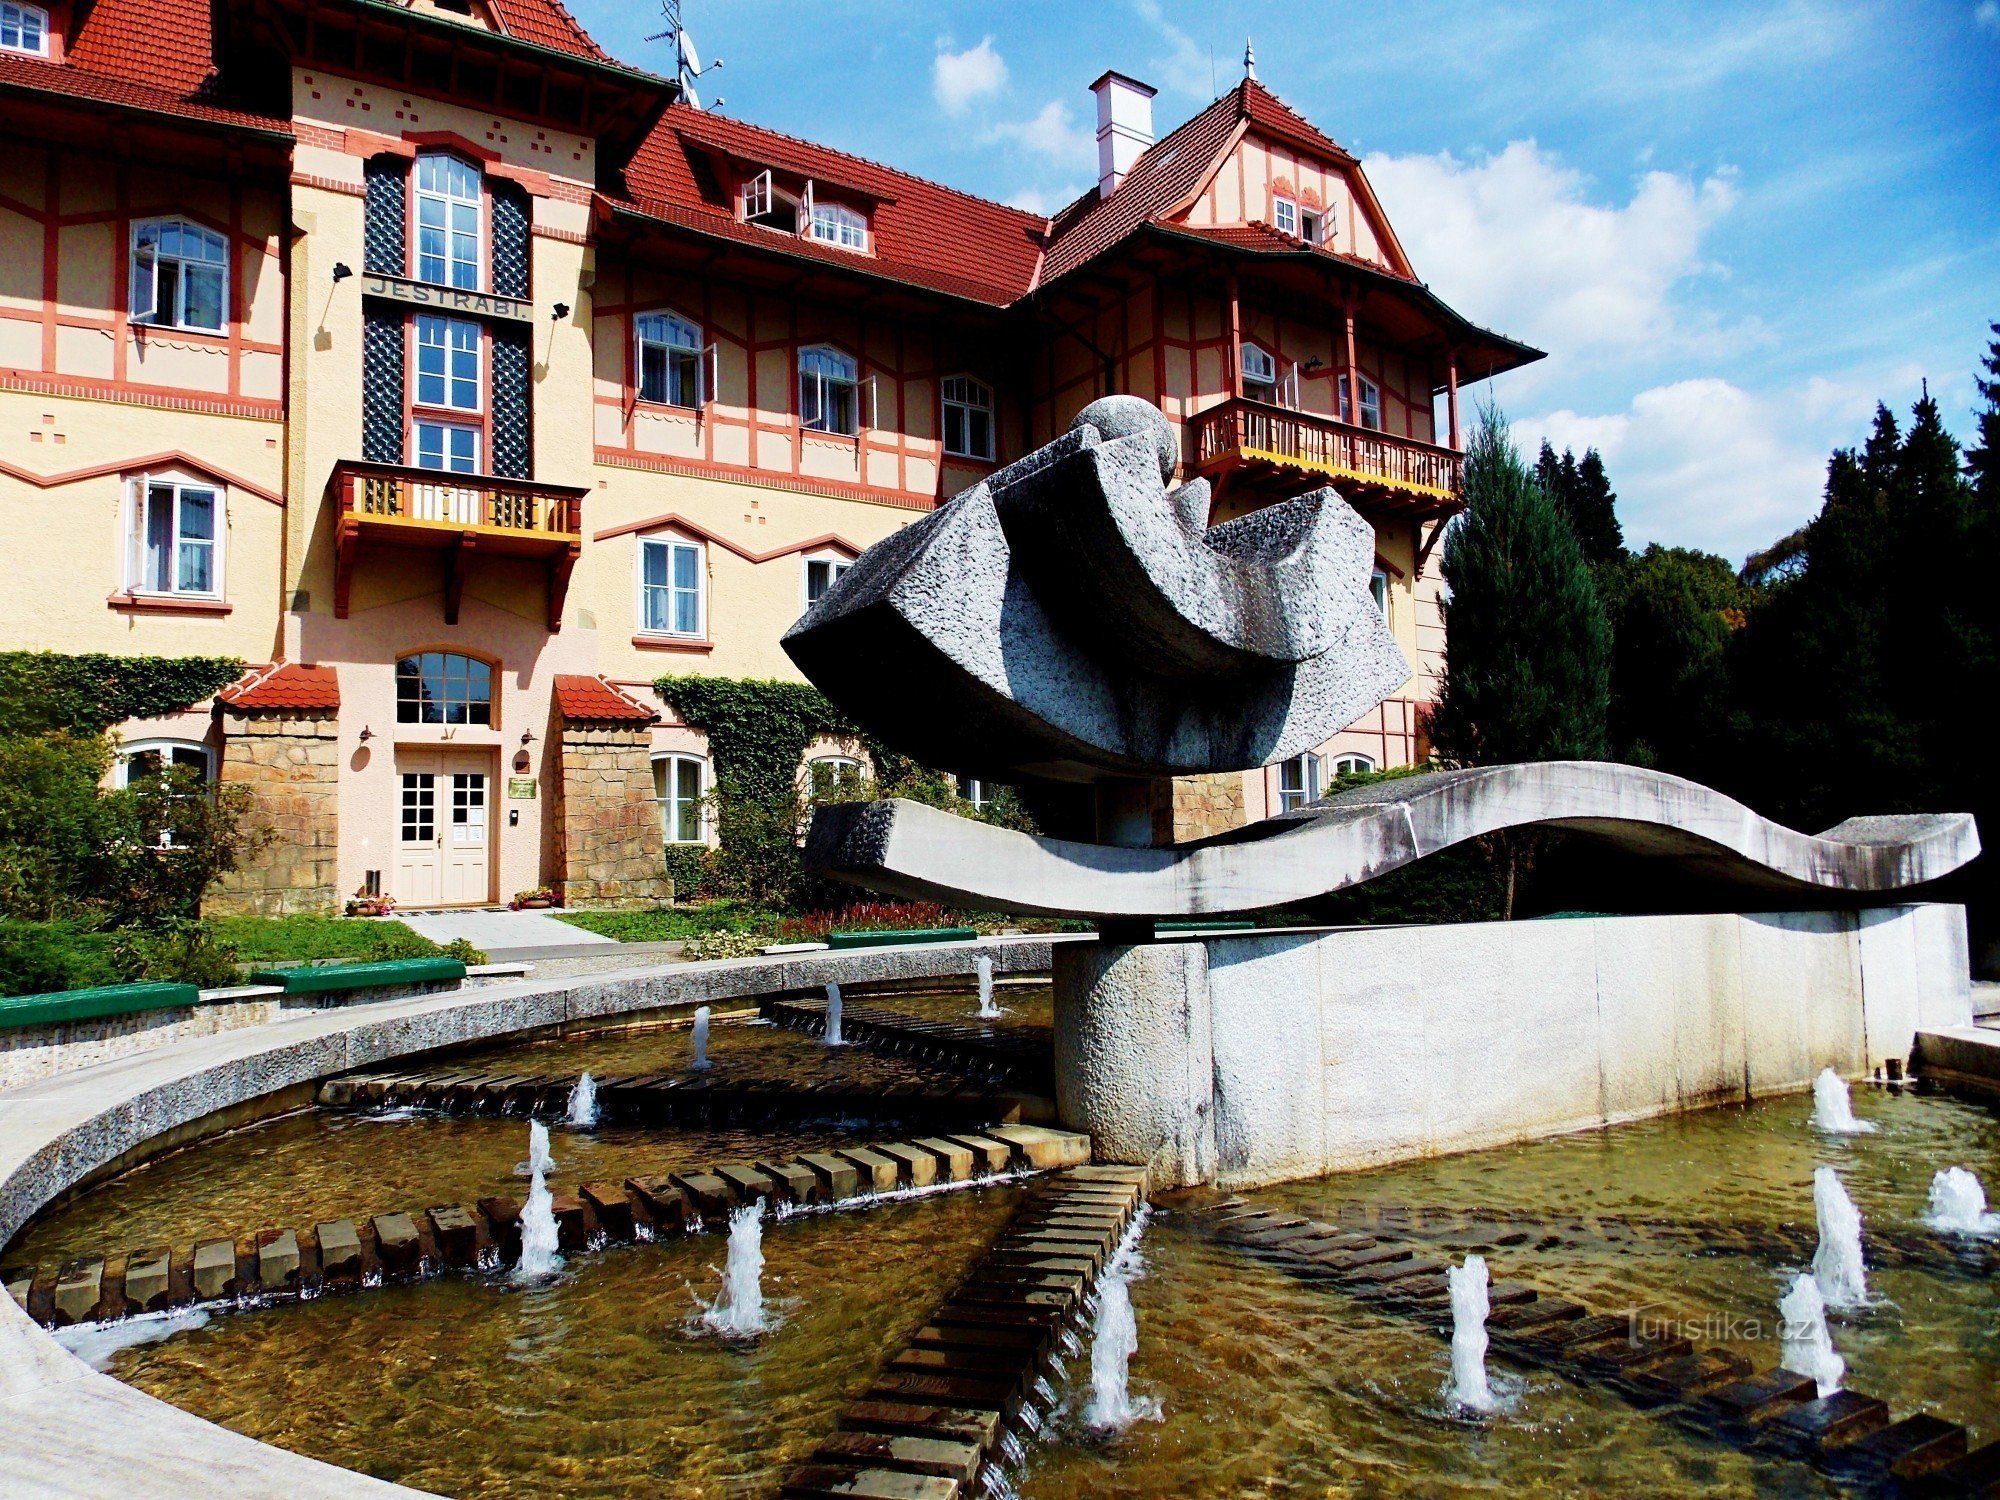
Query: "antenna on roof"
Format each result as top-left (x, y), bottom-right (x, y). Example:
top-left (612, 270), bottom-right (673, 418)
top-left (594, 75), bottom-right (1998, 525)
top-left (647, 1), bottom-right (724, 110)
top-left (1243, 37), bottom-right (1257, 82)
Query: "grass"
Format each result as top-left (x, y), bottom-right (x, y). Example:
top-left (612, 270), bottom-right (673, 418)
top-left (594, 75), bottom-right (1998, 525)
top-left (555, 901), bottom-right (782, 944)
top-left (204, 915), bottom-right (449, 965)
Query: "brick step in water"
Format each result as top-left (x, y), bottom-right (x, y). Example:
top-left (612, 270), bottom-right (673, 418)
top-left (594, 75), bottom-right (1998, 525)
top-left (317, 1069), bottom-right (1040, 1133)
top-left (782, 1164), bottom-right (1151, 1500)
top-left (0, 1128), bottom-right (1093, 1333)
top-left (763, 997), bottom-right (1055, 1095)
top-left (1191, 1197), bottom-right (1991, 1497)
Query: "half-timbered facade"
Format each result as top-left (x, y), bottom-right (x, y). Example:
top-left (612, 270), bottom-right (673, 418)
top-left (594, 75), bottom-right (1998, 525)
top-left (0, 3), bottom-right (1538, 911)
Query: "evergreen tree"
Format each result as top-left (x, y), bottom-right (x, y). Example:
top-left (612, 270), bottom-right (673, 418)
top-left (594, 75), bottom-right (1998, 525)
top-left (1430, 406), bottom-right (1612, 915)
top-left (1599, 545), bottom-right (1745, 775)
top-left (1569, 449), bottom-right (1627, 565)
top-left (1965, 321), bottom-right (2000, 501)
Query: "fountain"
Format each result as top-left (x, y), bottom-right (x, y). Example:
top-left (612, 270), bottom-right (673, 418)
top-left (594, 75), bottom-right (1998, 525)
top-left (1812, 1165), bottom-right (1869, 1310)
top-left (699, 1201), bottom-right (768, 1338)
top-left (565, 1070), bottom-right (599, 1129)
top-left (513, 1123), bottom-right (563, 1282)
top-left (1444, 1254), bottom-right (1496, 1415)
top-left (824, 982), bottom-right (844, 1046)
top-left (1779, 1273), bottom-right (1845, 1397)
top-left (1924, 1167), bottom-right (2000, 1236)
top-left (514, 1117), bottom-right (556, 1179)
top-left (1810, 1068), bottom-right (1877, 1135)
top-left (690, 1005), bottom-right (713, 1071)
top-left (976, 954), bottom-right (1000, 1020)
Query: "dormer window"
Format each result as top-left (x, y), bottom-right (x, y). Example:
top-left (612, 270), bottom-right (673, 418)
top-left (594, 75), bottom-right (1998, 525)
top-left (414, 153), bottom-right (482, 290)
top-left (743, 170), bottom-right (800, 234)
top-left (809, 200), bottom-right (869, 252)
top-left (1273, 196), bottom-right (1297, 237)
top-left (1240, 343), bottom-right (1277, 403)
top-left (0, 3), bottom-right (48, 55)
top-left (1299, 208), bottom-right (1323, 245)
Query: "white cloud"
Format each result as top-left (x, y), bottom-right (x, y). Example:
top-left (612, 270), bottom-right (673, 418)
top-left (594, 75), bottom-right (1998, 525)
top-left (1977, 0), bottom-right (2000, 33)
top-left (1365, 140), bottom-right (1746, 373)
top-left (1004, 184), bottom-right (1085, 216)
top-left (1516, 380), bottom-right (1830, 561)
top-left (1131, 0), bottom-right (1215, 99)
top-left (983, 101), bottom-right (1095, 169)
top-left (933, 36), bottom-right (1007, 116)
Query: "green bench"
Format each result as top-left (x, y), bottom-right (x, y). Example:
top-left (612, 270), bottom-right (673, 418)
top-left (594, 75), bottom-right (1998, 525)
top-left (1, 982), bottom-right (202, 1032)
top-left (824, 927), bottom-right (980, 950)
top-left (1153, 920), bottom-right (1257, 933)
top-left (247, 957), bottom-right (467, 995)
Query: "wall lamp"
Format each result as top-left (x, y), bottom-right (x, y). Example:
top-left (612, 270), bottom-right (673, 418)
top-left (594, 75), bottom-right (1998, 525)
top-left (520, 728), bottom-right (536, 746)
top-left (358, 725), bottom-right (374, 742)
top-left (551, 302), bottom-right (571, 321)
top-left (332, 262), bottom-right (354, 283)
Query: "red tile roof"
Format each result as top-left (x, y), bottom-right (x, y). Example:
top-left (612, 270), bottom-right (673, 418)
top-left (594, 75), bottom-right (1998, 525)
top-left (1167, 219), bottom-right (1420, 285)
top-left (218, 663), bottom-right (342, 714)
top-left (487, 0), bottom-right (615, 65)
top-left (554, 674), bottom-right (658, 725)
top-left (614, 103), bottom-right (1048, 307)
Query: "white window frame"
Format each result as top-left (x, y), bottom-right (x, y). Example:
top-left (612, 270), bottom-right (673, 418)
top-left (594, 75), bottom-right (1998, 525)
top-left (742, 169), bottom-right (774, 221)
top-left (125, 474), bottom-right (224, 599)
top-left (1331, 752), bottom-right (1376, 777)
top-left (1, 3), bottom-right (49, 55)
top-left (1299, 207), bottom-right (1322, 245)
top-left (415, 314), bottom-right (482, 414)
top-left (637, 534), bottom-right (706, 639)
top-left (414, 152), bottom-right (483, 291)
top-left (941, 374), bottom-right (995, 461)
top-left (395, 651), bottom-right (494, 726)
top-left (115, 739), bottom-right (215, 788)
top-left (1340, 373), bottom-right (1384, 431)
top-left (802, 550), bottom-right (853, 609)
top-left (809, 199), bottom-right (869, 252)
top-left (799, 344), bottom-right (859, 436)
top-left (635, 310), bottom-right (707, 409)
top-left (807, 754), bottom-right (869, 803)
top-left (1240, 342), bottom-right (1278, 402)
top-left (130, 218), bottom-right (228, 335)
top-left (1273, 196), bottom-right (1298, 237)
top-left (956, 775), bottom-right (991, 811)
top-left (653, 752), bottom-right (708, 845)
top-left (1276, 752), bottom-right (1321, 814)
top-left (412, 419), bottom-right (482, 474)
top-left (1370, 567), bottom-right (1391, 619)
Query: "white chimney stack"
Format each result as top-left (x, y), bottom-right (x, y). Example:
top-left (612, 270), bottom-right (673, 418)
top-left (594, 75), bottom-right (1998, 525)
top-left (1090, 70), bottom-right (1157, 200)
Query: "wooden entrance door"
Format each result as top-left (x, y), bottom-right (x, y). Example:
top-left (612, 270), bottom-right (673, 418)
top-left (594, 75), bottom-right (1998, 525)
top-left (396, 750), bottom-right (492, 906)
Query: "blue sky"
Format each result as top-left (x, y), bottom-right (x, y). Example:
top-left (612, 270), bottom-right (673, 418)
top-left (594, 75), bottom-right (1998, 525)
top-left (570, 1), bottom-right (2000, 562)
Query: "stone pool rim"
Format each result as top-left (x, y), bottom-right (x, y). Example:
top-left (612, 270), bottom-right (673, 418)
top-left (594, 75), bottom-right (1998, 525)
top-left (0, 935), bottom-right (1058, 1499)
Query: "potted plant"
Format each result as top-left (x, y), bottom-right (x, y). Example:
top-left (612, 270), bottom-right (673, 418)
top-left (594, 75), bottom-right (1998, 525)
top-left (511, 885), bottom-right (557, 911)
top-left (346, 887), bottom-right (397, 918)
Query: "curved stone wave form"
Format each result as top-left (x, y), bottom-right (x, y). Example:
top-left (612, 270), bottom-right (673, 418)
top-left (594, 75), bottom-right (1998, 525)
top-left (804, 762), bottom-right (1981, 919)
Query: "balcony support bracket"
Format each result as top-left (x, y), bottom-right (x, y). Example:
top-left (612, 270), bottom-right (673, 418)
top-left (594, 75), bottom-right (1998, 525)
top-left (546, 542), bottom-right (579, 633)
top-left (1414, 515), bottom-right (1447, 580)
top-left (443, 534), bottom-right (476, 626)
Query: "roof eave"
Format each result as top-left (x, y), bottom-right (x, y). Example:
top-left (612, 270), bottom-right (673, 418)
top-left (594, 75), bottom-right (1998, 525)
top-left (0, 74), bottom-right (294, 142)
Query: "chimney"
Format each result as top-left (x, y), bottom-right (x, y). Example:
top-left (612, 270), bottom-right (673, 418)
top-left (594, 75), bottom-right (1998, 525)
top-left (1090, 70), bottom-right (1157, 200)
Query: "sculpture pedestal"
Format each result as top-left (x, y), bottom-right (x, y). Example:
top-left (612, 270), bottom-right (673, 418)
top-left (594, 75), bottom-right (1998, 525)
top-left (1055, 905), bottom-right (1973, 1190)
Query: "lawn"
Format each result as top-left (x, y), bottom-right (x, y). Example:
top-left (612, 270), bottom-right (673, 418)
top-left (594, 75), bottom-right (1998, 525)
top-left (205, 914), bottom-right (452, 965)
top-left (555, 901), bottom-right (781, 944)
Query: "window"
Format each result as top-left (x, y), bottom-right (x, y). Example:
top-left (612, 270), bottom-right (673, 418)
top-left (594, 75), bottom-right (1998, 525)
top-left (799, 345), bottom-right (858, 436)
top-left (1370, 567), bottom-right (1390, 618)
top-left (636, 312), bottom-right (704, 408)
top-left (1331, 752), bottom-right (1376, 777)
top-left (1276, 752), bottom-right (1321, 813)
top-left (414, 420), bottom-right (480, 473)
top-left (1240, 343), bottom-right (1278, 403)
top-left (956, 775), bottom-right (991, 811)
top-left (415, 154), bottom-right (482, 290)
top-left (117, 740), bottom-right (213, 787)
top-left (131, 219), bottom-right (227, 334)
top-left (808, 755), bottom-right (868, 803)
top-left (395, 652), bottom-right (492, 725)
top-left (941, 376), bottom-right (995, 461)
top-left (809, 199), bottom-right (869, 252)
top-left (1273, 196), bottom-right (1297, 237)
top-left (401, 773), bottom-right (436, 844)
top-left (128, 479), bottom-right (220, 597)
top-left (1339, 373), bottom-right (1383, 431)
top-left (1299, 208), bottom-right (1322, 244)
top-left (639, 536), bottom-right (704, 637)
top-left (804, 553), bottom-right (851, 608)
top-left (653, 753), bottom-right (706, 844)
top-left (450, 773), bottom-right (486, 847)
top-left (1, 4), bottom-right (48, 54)
top-left (743, 170), bottom-right (800, 233)
top-left (415, 315), bottom-right (481, 412)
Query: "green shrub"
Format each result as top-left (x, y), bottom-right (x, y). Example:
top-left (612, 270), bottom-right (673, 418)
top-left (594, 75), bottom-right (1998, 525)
top-left (0, 919), bottom-right (121, 996)
top-left (440, 936), bottom-right (488, 965)
top-left (0, 733), bottom-right (116, 921)
top-left (0, 652), bottom-right (242, 738)
top-left (681, 928), bottom-right (770, 961)
top-left (661, 843), bottom-right (712, 901)
top-left (106, 919), bottom-right (243, 990)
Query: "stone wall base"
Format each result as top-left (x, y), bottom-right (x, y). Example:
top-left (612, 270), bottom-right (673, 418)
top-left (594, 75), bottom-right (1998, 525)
top-left (555, 723), bottom-right (670, 908)
top-left (206, 714), bottom-right (341, 917)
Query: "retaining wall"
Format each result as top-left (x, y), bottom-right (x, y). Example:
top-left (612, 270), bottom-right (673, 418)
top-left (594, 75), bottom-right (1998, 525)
top-left (1054, 905), bottom-right (1973, 1189)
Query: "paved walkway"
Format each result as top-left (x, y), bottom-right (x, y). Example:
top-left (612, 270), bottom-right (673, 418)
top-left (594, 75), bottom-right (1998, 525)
top-left (398, 907), bottom-right (617, 959)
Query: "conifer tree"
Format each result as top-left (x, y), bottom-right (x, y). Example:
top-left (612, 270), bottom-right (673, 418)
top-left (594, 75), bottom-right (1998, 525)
top-left (1967, 321), bottom-right (2000, 502)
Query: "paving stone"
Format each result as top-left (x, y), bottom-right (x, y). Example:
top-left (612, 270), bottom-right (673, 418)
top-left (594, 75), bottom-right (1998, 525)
top-left (812, 1431), bottom-right (984, 1484)
top-left (1633, 1349), bottom-right (1753, 1400)
top-left (838, 1147), bottom-right (903, 1194)
top-left (779, 1463), bottom-right (961, 1500)
top-left (1704, 1367), bottom-right (1817, 1423)
top-left (758, 1160), bottom-right (822, 1204)
top-left (889, 1347), bottom-right (1038, 1386)
top-left (52, 1259), bottom-right (103, 1326)
top-left (372, 1213), bottom-right (422, 1273)
top-left (626, 1177), bottom-right (688, 1232)
top-left (1768, 1390), bottom-right (1889, 1448)
top-left (256, 1230), bottom-right (301, 1291)
top-left (671, 1172), bottom-right (736, 1219)
top-left (1513, 1313), bottom-right (1631, 1352)
top-left (1345, 1255), bottom-right (1444, 1287)
top-left (315, 1220), bottom-right (363, 1282)
top-left (122, 1249), bottom-right (171, 1313)
top-left (985, 1126), bottom-right (1090, 1170)
top-left (1843, 1413), bottom-right (1969, 1478)
top-left (581, 1183), bottom-right (636, 1239)
top-left (192, 1239), bottom-right (237, 1301)
top-left (985, 1253), bottom-right (1096, 1278)
top-left (999, 1234), bottom-right (1104, 1270)
top-left (868, 1370), bottom-right (1018, 1411)
top-left (800, 1152), bottom-right (864, 1200)
top-left (428, 1205), bottom-right (483, 1265)
top-left (549, 1193), bottom-right (588, 1247)
top-left (1577, 1331), bottom-right (1693, 1373)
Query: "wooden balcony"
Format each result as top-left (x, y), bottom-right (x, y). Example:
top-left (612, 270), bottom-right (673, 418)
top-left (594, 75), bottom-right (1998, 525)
top-left (1192, 398), bottom-right (1464, 517)
top-left (330, 460), bottom-right (587, 630)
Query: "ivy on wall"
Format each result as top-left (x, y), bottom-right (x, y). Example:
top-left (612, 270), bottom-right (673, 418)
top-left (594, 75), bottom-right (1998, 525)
top-left (0, 653), bottom-right (244, 738)
top-left (652, 675), bottom-right (858, 805)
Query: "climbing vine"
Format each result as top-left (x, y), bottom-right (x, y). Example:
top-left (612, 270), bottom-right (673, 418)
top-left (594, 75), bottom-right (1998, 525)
top-left (651, 676), bottom-right (858, 804)
top-left (0, 652), bottom-right (244, 738)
